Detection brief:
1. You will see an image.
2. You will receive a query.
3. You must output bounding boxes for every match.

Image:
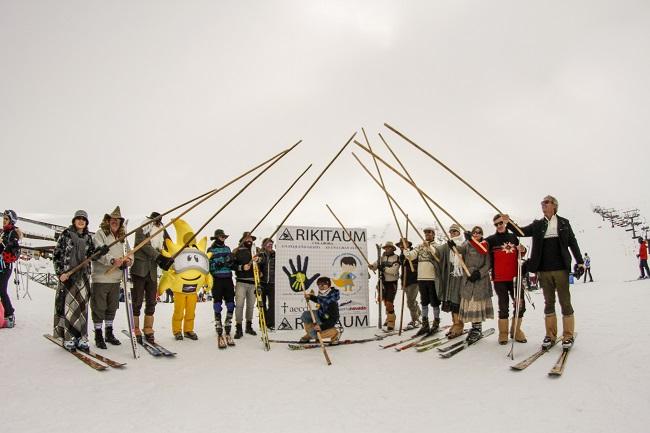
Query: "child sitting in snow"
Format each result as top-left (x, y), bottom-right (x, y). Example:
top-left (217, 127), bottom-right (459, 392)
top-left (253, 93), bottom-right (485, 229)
top-left (300, 276), bottom-right (341, 344)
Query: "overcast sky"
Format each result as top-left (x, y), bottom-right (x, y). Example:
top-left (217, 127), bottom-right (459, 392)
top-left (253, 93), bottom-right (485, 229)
top-left (2, 1), bottom-right (649, 244)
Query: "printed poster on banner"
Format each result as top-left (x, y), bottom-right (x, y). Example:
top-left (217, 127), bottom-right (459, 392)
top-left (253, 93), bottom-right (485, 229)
top-left (274, 225), bottom-right (369, 330)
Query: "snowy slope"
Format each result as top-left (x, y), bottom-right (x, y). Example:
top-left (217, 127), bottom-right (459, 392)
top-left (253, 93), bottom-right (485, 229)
top-left (2, 213), bottom-right (650, 433)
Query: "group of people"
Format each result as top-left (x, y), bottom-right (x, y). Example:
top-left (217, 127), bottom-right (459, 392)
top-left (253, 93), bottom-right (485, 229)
top-left (2, 194), bottom-right (586, 352)
top-left (370, 195), bottom-right (584, 349)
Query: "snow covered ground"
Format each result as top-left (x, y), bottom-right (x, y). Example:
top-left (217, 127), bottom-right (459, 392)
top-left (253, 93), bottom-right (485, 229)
top-left (2, 214), bottom-right (650, 433)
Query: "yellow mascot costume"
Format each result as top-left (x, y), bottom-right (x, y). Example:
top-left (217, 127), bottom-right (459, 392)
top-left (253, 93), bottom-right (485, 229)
top-left (158, 219), bottom-right (212, 340)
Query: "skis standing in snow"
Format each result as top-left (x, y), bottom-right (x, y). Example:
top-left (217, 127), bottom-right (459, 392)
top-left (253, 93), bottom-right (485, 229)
top-left (397, 239), bottom-right (421, 330)
top-left (90, 206), bottom-right (130, 350)
top-left (486, 214), bottom-right (528, 345)
top-left (404, 227), bottom-right (442, 337)
top-left (53, 210), bottom-right (102, 351)
top-left (1, 209), bottom-right (21, 328)
top-left (368, 242), bottom-right (400, 331)
top-left (130, 212), bottom-right (167, 345)
top-left (453, 226), bottom-right (493, 344)
top-left (502, 195), bottom-right (584, 350)
top-left (207, 229), bottom-right (236, 349)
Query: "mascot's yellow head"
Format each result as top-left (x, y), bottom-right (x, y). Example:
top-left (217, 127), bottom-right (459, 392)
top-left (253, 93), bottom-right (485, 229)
top-left (158, 218), bottom-right (213, 294)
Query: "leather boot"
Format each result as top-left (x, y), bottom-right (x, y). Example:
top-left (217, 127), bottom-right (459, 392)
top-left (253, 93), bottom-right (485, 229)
top-left (133, 316), bottom-right (141, 337)
top-left (245, 321), bottom-right (257, 336)
top-left (300, 323), bottom-right (314, 343)
top-left (498, 318), bottom-right (509, 345)
top-left (105, 326), bottom-right (121, 345)
top-left (143, 315), bottom-right (155, 345)
top-left (386, 312), bottom-right (396, 331)
top-left (562, 314), bottom-right (575, 342)
top-left (448, 313), bottom-right (464, 338)
top-left (512, 317), bottom-right (527, 343)
top-left (94, 328), bottom-right (107, 349)
top-left (542, 314), bottom-right (557, 348)
top-left (416, 318), bottom-right (430, 336)
top-left (234, 323), bottom-right (243, 339)
top-left (320, 327), bottom-right (340, 344)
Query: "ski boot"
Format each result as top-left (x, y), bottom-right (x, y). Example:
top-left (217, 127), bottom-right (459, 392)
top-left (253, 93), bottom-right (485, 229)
top-left (234, 323), bottom-right (243, 339)
top-left (416, 318), bottom-right (430, 336)
top-left (225, 326), bottom-right (235, 346)
top-left (76, 337), bottom-right (90, 351)
top-left (174, 332), bottom-right (183, 341)
top-left (245, 321), bottom-right (257, 336)
top-left (94, 329), bottom-right (107, 350)
top-left (144, 333), bottom-right (155, 344)
top-left (184, 331), bottom-right (198, 340)
top-left (430, 317), bottom-right (440, 333)
top-left (136, 334), bottom-right (144, 345)
top-left (498, 318), bottom-right (509, 345)
top-left (105, 326), bottom-right (121, 346)
top-left (466, 324), bottom-right (482, 344)
top-left (6, 314), bottom-right (15, 328)
top-left (63, 339), bottom-right (76, 351)
top-left (541, 336), bottom-right (554, 349)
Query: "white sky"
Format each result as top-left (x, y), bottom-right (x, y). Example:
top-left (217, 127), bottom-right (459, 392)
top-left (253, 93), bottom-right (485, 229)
top-left (2, 0), bottom-right (649, 243)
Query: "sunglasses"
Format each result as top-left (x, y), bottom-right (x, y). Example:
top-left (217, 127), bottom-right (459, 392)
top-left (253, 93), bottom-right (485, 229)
top-left (494, 221), bottom-right (504, 227)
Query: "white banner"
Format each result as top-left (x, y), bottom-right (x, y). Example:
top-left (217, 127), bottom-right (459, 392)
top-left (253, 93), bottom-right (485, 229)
top-left (274, 225), bottom-right (369, 330)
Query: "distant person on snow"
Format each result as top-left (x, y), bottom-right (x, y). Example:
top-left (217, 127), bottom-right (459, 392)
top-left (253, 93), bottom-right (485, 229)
top-left (637, 238), bottom-right (649, 279)
top-left (502, 195), bottom-right (584, 350)
top-left (583, 253), bottom-right (593, 283)
top-left (0, 209), bottom-right (22, 328)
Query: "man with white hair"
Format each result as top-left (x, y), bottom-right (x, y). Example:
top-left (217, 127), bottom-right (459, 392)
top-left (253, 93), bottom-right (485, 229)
top-left (502, 195), bottom-right (584, 349)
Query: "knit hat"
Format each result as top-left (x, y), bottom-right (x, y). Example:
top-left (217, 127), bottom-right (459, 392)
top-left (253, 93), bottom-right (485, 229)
top-left (211, 229), bottom-right (229, 240)
top-left (3, 209), bottom-right (17, 225)
top-left (104, 206), bottom-right (125, 223)
top-left (72, 210), bottom-right (89, 224)
top-left (239, 231), bottom-right (257, 244)
top-left (448, 223), bottom-right (461, 233)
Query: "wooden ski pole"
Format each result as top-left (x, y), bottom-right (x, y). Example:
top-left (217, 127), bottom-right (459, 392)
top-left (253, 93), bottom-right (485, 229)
top-left (304, 290), bottom-right (332, 366)
top-left (363, 128), bottom-right (414, 273)
top-left (384, 123), bottom-right (525, 236)
top-left (249, 164), bottom-right (312, 235)
top-left (325, 204), bottom-right (375, 274)
top-left (105, 141), bottom-right (300, 273)
top-left (378, 133), bottom-right (487, 254)
top-left (351, 152), bottom-right (439, 262)
top-left (398, 213), bottom-right (408, 336)
top-left (353, 142), bottom-right (471, 276)
top-left (266, 132), bottom-right (356, 241)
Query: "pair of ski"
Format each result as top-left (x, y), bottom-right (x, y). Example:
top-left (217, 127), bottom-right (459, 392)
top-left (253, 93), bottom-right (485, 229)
top-left (44, 334), bottom-right (126, 371)
top-left (288, 335), bottom-right (381, 350)
top-left (217, 334), bottom-right (235, 349)
top-left (121, 330), bottom-right (176, 357)
top-left (436, 328), bottom-right (495, 358)
top-left (382, 325), bottom-right (452, 351)
top-left (415, 329), bottom-right (469, 352)
top-left (511, 334), bottom-right (577, 376)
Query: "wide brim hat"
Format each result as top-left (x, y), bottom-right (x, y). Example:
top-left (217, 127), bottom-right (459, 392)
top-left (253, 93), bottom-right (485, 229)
top-left (395, 239), bottom-right (412, 248)
top-left (148, 211), bottom-right (162, 222)
top-left (261, 237), bottom-right (274, 247)
top-left (211, 229), bottom-right (229, 240)
top-left (239, 231), bottom-right (257, 244)
top-left (382, 241), bottom-right (396, 250)
top-left (104, 206), bottom-right (125, 223)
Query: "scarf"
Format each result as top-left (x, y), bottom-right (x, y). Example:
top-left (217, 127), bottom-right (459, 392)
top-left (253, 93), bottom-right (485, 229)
top-left (449, 234), bottom-right (465, 277)
top-left (68, 229), bottom-right (88, 270)
top-left (470, 239), bottom-right (489, 255)
top-left (142, 218), bottom-right (164, 251)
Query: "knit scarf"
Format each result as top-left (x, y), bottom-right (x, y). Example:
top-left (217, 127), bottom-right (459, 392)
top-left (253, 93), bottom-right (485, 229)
top-left (449, 234), bottom-right (465, 277)
top-left (68, 229), bottom-right (88, 270)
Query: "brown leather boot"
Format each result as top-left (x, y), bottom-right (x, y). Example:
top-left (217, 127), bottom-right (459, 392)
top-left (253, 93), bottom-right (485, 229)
top-left (542, 314), bottom-right (557, 348)
top-left (299, 323), bottom-right (314, 343)
top-left (562, 314), bottom-right (575, 342)
top-left (512, 317), bottom-right (527, 343)
top-left (320, 327), bottom-right (341, 344)
top-left (498, 318), bottom-right (509, 345)
top-left (448, 313), bottom-right (464, 338)
top-left (143, 315), bottom-right (155, 343)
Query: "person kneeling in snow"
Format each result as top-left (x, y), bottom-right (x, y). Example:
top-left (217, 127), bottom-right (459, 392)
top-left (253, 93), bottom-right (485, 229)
top-left (300, 277), bottom-right (340, 344)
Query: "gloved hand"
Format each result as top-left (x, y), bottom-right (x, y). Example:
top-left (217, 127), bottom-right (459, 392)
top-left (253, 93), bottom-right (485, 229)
top-left (156, 254), bottom-right (174, 271)
top-left (96, 245), bottom-right (110, 257)
top-left (463, 231), bottom-right (472, 241)
top-left (446, 240), bottom-right (456, 249)
top-left (468, 270), bottom-right (481, 282)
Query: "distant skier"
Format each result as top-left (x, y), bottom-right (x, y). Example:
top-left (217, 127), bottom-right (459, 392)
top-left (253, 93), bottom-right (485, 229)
top-left (0, 209), bottom-right (21, 328)
top-left (299, 276), bottom-right (340, 344)
top-left (502, 195), bottom-right (584, 350)
top-left (637, 238), bottom-right (649, 279)
top-left (369, 241), bottom-right (400, 331)
top-left (583, 253), bottom-right (593, 282)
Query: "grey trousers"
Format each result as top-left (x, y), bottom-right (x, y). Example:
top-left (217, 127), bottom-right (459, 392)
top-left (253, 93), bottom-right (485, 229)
top-left (404, 283), bottom-right (421, 322)
top-left (235, 281), bottom-right (256, 324)
top-left (91, 282), bottom-right (121, 323)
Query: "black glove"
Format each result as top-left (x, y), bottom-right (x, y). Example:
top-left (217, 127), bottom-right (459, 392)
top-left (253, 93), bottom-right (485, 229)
top-left (156, 254), bottom-right (174, 271)
top-left (463, 231), bottom-right (471, 241)
top-left (468, 270), bottom-right (481, 282)
top-left (573, 264), bottom-right (585, 280)
top-left (446, 240), bottom-right (456, 249)
top-left (96, 245), bottom-right (110, 258)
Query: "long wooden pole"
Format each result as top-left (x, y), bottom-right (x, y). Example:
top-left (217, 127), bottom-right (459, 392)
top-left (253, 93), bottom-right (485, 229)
top-left (249, 164), bottom-right (312, 235)
top-left (70, 142), bottom-right (300, 279)
top-left (104, 141), bottom-right (300, 273)
top-left (363, 128), bottom-right (414, 273)
top-left (350, 152), bottom-right (439, 262)
top-left (266, 132), bottom-right (357, 241)
top-left (325, 204), bottom-right (375, 274)
top-left (378, 133), bottom-right (487, 255)
top-left (304, 292), bottom-right (332, 365)
top-left (398, 213), bottom-right (408, 336)
top-left (357, 143), bottom-right (469, 276)
top-left (384, 123), bottom-right (525, 236)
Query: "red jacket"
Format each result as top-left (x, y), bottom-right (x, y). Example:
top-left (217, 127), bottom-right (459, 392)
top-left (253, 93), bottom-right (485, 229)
top-left (640, 241), bottom-right (648, 260)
